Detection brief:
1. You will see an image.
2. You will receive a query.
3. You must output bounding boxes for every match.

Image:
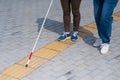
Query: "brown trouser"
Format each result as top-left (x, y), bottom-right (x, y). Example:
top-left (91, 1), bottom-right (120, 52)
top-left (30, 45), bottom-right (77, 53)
top-left (60, 0), bottom-right (81, 32)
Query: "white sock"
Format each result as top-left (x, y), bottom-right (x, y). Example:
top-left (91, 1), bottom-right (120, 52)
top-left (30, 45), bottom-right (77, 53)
top-left (74, 31), bottom-right (78, 34)
top-left (64, 32), bottom-right (70, 34)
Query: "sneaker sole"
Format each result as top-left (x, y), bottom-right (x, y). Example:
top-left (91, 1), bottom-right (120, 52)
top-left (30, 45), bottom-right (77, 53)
top-left (93, 44), bottom-right (101, 47)
top-left (71, 39), bottom-right (78, 42)
top-left (58, 37), bottom-right (70, 42)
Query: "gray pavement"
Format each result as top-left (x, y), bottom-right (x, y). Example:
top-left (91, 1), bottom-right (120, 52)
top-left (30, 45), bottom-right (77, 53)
top-left (0, 0), bottom-right (120, 80)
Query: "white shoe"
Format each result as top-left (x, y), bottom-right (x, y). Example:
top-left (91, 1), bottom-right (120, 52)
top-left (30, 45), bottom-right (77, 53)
top-left (100, 43), bottom-right (110, 54)
top-left (93, 38), bottom-right (102, 47)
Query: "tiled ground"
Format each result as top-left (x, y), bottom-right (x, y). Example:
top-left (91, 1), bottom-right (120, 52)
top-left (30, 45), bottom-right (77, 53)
top-left (0, 0), bottom-right (120, 80)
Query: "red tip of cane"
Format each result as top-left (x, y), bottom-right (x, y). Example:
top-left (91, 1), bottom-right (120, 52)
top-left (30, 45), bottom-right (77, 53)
top-left (29, 52), bottom-right (33, 59)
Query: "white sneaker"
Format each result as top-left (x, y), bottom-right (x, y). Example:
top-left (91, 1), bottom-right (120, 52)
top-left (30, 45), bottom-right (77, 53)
top-left (100, 43), bottom-right (110, 54)
top-left (93, 38), bottom-right (102, 47)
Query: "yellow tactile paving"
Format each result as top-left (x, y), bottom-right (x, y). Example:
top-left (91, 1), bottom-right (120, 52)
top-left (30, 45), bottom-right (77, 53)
top-left (45, 41), bottom-right (70, 51)
top-left (87, 22), bottom-right (97, 28)
top-left (113, 15), bottom-right (120, 22)
top-left (79, 26), bottom-right (96, 38)
top-left (79, 25), bottom-right (96, 38)
top-left (79, 32), bottom-right (89, 38)
top-left (114, 11), bottom-right (120, 16)
top-left (79, 28), bottom-right (89, 33)
top-left (113, 11), bottom-right (120, 22)
top-left (17, 56), bottom-right (48, 69)
top-left (83, 26), bottom-right (97, 33)
top-left (0, 74), bottom-right (18, 80)
top-left (1, 64), bottom-right (32, 79)
top-left (33, 48), bottom-right (58, 60)
top-left (59, 39), bottom-right (76, 45)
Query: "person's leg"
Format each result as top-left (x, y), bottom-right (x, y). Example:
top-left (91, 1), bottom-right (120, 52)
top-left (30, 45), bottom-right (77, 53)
top-left (100, 0), bottom-right (118, 44)
top-left (70, 0), bottom-right (81, 41)
top-left (99, 0), bottom-right (118, 54)
top-left (58, 0), bottom-right (71, 41)
top-left (60, 0), bottom-right (71, 32)
top-left (93, 0), bottom-right (103, 47)
top-left (71, 0), bottom-right (81, 32)
top-left (93, 0), bottom-right (104, 39)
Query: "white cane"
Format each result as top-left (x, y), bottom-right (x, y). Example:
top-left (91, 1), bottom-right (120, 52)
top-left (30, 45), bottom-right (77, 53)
top-left (25, 0), bottom-right (54, 67)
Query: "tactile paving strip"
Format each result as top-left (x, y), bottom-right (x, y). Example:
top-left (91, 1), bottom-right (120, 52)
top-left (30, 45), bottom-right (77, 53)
top-left (33, 48), bottom-right (59, 60)
top-left (113, 11), bottom-right (120, 22)
top-left (45, 41), bottom-right (70, 51)
top-left (1, 64), bottom-right (32, 79)
top-left (0, 74), bottom-right (19, 80)
top-left (17, 56), bottom-right (48, 69)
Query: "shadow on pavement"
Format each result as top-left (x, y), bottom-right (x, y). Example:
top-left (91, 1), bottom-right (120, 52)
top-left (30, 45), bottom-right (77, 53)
top-left (36, 18), bottom-right (64, 35)
top-left (78, 26), bottom-right (97, 46)
top-left (36, 18), bottom-right (97, 46)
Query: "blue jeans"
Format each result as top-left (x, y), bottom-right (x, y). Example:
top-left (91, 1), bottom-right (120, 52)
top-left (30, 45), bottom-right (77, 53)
top-left (93, 0), bottom-right (118, 43)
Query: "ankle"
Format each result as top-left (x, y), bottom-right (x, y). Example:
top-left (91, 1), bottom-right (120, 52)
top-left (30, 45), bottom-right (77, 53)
top-left (64, 32), bottom-right (70, 34)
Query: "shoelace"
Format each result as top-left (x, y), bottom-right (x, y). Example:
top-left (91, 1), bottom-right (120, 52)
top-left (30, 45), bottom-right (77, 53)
top-left (61, 33), bottom-right (67, 36)
top-left (101, 43), bottom-right (109, 48)
top-left (73, 32), bottom-right (78, 36)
